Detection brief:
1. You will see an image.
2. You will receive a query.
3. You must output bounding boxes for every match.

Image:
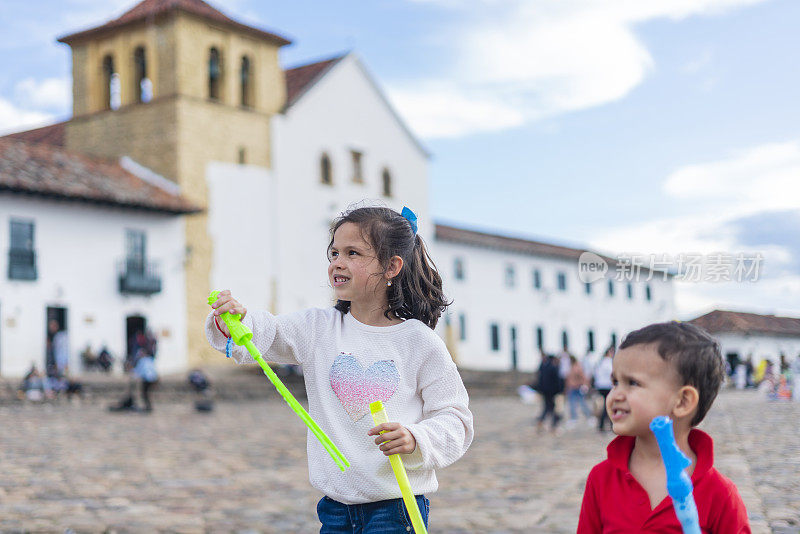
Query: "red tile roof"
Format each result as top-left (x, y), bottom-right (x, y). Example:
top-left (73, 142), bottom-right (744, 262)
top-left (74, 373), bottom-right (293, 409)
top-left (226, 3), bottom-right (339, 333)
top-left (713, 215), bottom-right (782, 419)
top-left (0, 138), bottom-right (200, 214)
top-left (435, 223), bottom-right (596, 261)
top-left (3, 121), bottom-right (66, 147)
top-left (58, 0), bottom-right (291, 47)
top-left (689, 310), bottom-right (800, 337)
top-left (284, 54), bottom-right (346, 108)
top-left (435, 224), bottom-right (672, 278)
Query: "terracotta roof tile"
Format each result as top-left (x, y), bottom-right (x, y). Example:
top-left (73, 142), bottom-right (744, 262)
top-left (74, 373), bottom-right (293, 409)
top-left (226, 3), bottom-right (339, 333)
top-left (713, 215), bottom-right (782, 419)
top-left (434, 224), bottom-right (673, 277)
top-left (3, 121), bottom-right (66, 147)
top-left (285, 54), bottom-right (346, 108)
top-left (689, 309), bottom-right (800, 337)
top-left (435, 224), bottom-right (594, 261)
top-left (58, 0), bottom-right (290, 46)
top-left (0, 138), bottom-right (200, 214)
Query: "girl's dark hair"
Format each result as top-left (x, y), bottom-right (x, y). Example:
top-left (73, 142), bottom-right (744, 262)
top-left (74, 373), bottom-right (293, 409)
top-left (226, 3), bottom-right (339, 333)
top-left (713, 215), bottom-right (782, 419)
top-left (328, 206), bottom-right (450, 329)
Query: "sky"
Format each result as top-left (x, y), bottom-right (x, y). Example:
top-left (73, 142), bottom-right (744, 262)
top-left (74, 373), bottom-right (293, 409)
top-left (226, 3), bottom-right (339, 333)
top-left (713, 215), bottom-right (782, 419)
top-left (2, 0), bottom-right (799, 319)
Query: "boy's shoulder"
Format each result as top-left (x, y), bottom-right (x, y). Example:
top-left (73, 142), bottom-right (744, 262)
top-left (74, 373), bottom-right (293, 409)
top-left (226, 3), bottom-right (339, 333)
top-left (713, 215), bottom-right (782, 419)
top-left (589, 430), bottom-right (742, 501)
top-left (588, 434), bottom-right (635, 481)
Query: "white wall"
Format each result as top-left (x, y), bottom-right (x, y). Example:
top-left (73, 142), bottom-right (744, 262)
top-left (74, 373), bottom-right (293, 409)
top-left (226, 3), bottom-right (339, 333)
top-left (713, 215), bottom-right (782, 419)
top-left (714, 333), bottom-right (800, 367)
top-left (0, 195), bottom-right (187, 377)
top-left (271, 53), bottom-right (430, 314)
top-left (206, 161), bottom-right (275, 312)
top-left (436, 240), bottom-right (676, 371)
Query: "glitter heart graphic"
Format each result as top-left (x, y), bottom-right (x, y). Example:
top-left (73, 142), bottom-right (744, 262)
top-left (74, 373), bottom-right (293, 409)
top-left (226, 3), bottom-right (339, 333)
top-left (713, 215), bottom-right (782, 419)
top-left (329, 353), bottom-right (400, 421)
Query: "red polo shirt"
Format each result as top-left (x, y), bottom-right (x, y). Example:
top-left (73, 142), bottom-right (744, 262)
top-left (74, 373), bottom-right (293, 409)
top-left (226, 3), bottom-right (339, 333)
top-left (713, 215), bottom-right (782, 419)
top-left (578, 429), bottom-right (751, 533)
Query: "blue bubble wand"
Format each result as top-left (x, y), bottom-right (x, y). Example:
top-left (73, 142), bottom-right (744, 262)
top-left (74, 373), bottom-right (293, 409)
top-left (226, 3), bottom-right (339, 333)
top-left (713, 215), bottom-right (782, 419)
top-left (650, 416), bottom-right (701, 534)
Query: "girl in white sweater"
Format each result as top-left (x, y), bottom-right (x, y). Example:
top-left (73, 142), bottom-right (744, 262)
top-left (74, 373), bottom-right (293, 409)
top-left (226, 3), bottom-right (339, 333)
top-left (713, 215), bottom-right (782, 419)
top-left (207, 206), bottom-right (473, 533)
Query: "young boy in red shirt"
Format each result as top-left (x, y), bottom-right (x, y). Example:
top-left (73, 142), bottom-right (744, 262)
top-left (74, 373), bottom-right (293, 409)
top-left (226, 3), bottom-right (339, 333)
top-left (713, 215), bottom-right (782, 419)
top-left (578, 322), bottom-right (751, 533)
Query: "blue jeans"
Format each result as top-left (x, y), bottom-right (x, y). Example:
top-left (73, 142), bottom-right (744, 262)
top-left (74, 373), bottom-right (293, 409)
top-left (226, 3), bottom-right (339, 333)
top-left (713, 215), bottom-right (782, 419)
top-left (317, 495), bottom-right (430, 533)
top-left (568, 388), bottom-right (592, 420)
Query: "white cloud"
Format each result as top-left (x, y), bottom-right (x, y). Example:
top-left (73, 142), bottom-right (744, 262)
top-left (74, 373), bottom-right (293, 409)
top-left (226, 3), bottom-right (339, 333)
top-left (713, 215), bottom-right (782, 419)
top-left (393, 0), bottom-right (768, 139)
top-left (673, 274), bottom-right (800, 320)
top-left (14, 77), bottom-right (71, 112)
top-left (664, 141), bottom-right (800, 211)
top-left (388, 84), bottom-right (525, 139)
top-left (0, 98), bottom-right (55, 135)
top-left (683, 49), bottom-right (714, 74)
top-left (591, 139), bottom-right (800, 317)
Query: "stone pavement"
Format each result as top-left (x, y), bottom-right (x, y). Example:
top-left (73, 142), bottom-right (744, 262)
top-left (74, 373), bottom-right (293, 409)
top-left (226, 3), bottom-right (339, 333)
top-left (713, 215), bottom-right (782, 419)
top-left (0, 390), bottom-right (797, 533)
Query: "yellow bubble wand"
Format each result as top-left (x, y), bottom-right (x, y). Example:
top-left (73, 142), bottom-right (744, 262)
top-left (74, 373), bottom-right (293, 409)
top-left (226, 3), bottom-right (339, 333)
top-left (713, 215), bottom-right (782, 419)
top-left (209, 290), bottom-right (349, 471)
top-left (370, 400), bottom-right (427, 534)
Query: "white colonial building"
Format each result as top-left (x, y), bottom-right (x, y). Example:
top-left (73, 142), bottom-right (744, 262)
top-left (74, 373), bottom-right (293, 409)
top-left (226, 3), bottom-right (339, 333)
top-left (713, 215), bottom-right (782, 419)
top-left (690, 309), bottom-right (800, 369)
top-left (0, 139), bottom-right (197, 377)
top-left (435, 225), bottom-right (675, 371)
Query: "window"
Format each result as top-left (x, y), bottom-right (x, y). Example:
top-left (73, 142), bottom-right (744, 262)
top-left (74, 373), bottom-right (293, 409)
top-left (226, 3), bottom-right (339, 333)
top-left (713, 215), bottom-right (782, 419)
top-left (119, 229), bottom-right (161, 295)
top-left (584, 282), bottom-right (592, 295)
top-left (133, 46), bottom-right (149, 103)
top-left (587, 329), bottom-right (595, 352)
top-left (320, 153), bottom-right (332, 185)
top-left (557, 272), bottom-right (567, 291)
top-left (536, 326), bottom-right (544, 350)
top-left (561, 330), bottom-right (569, 350)
top-left (459, 314), bottom-right (466, 341)
top-left (505, 264), bottom-right (515, 287)
top-left (607, 279), bottom-right (615, 297)
top-left (454, 258), bottom-right (464, 280)
top-left (238, 147), bottom-right (246, 165)
top-left (533, 269), bottom-right (541, 290)
top-left (351, 150), bottom-right (363, 183)
top-left (490, 323), bottom-right (500, 351)
top-left (382, 168), bottom-right (392, 197)
top-left (627, 282), bottom-right (634, 300)
top-left (102, 55), bottom-right (115, 110)
top-left (125, 229), bottom-right (146, 273)
top-left (645, 284), bottom-right (652, 301)
top-left (8, 219), bottom-right (36, 280)
top-left (208, 48), bottom-right (222, 100)
top-left (240, 56), bottom-right (252, 107)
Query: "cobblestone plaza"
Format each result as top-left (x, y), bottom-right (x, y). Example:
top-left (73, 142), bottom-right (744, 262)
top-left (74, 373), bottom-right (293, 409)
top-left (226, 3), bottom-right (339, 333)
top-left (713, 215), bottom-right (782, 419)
top-left (1, 390), bottom-right (797, 533)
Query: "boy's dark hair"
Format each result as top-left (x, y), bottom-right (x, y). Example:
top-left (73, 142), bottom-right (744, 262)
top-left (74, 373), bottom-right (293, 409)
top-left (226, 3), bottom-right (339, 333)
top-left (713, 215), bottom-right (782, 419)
top-left (619, 321), bottom-right (725, 426)
top-left (328, 206), bottom-right (450, 329)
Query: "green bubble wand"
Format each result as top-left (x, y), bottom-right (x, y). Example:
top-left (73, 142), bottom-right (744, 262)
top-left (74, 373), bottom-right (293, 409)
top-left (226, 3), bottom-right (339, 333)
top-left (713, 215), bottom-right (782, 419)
top-left (208, 290), bottom-right (349, 471)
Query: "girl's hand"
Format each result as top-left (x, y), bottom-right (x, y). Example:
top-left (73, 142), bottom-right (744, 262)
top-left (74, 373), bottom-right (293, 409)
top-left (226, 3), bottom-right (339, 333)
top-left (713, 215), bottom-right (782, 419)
top-left (368, 422), bottom-right (417, 456)
top-left (211, 290), bottom-right (247, 337)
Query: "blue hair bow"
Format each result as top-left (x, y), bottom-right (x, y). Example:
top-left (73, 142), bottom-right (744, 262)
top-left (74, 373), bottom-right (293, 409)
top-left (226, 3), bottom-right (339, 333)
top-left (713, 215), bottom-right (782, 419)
top-left (401, 206), bottom-right (418, 235)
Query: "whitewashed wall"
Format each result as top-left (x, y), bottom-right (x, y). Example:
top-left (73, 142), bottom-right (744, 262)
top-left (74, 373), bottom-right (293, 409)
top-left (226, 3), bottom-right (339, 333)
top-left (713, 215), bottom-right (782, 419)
top-left (713, 332), bottom-right (800, 367)
top-left (435, 240), bottom-right (676, 371)
top-left (271, 53), bottom-right (430, 314)
top-left (0, 195), bottom-right (187, 377)
top-left (206, 161), bottom-right (275, 312)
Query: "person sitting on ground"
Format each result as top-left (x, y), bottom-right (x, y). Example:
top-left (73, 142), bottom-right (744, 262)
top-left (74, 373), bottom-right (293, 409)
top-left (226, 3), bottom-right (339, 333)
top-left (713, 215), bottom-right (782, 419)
top-left (578, 322), bottom-right (750, 533)
top-left (18, 364), bottom-right (45, 401)
top-left (188, 368), bottom-right (214, 412)
top-left (97, 345), bottom-right (113, 372)
top-left (81, 344), bottom-right (98, 371)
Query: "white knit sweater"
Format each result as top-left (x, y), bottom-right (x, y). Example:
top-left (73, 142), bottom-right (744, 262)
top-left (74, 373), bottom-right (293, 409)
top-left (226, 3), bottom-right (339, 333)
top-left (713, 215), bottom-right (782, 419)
top-left (205, 307), bottom-right (474, 504)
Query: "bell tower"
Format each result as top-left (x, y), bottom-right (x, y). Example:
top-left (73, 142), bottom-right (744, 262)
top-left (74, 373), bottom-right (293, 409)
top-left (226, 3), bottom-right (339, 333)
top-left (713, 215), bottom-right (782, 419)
top-left (58, 0), bottom-right (291, 364)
